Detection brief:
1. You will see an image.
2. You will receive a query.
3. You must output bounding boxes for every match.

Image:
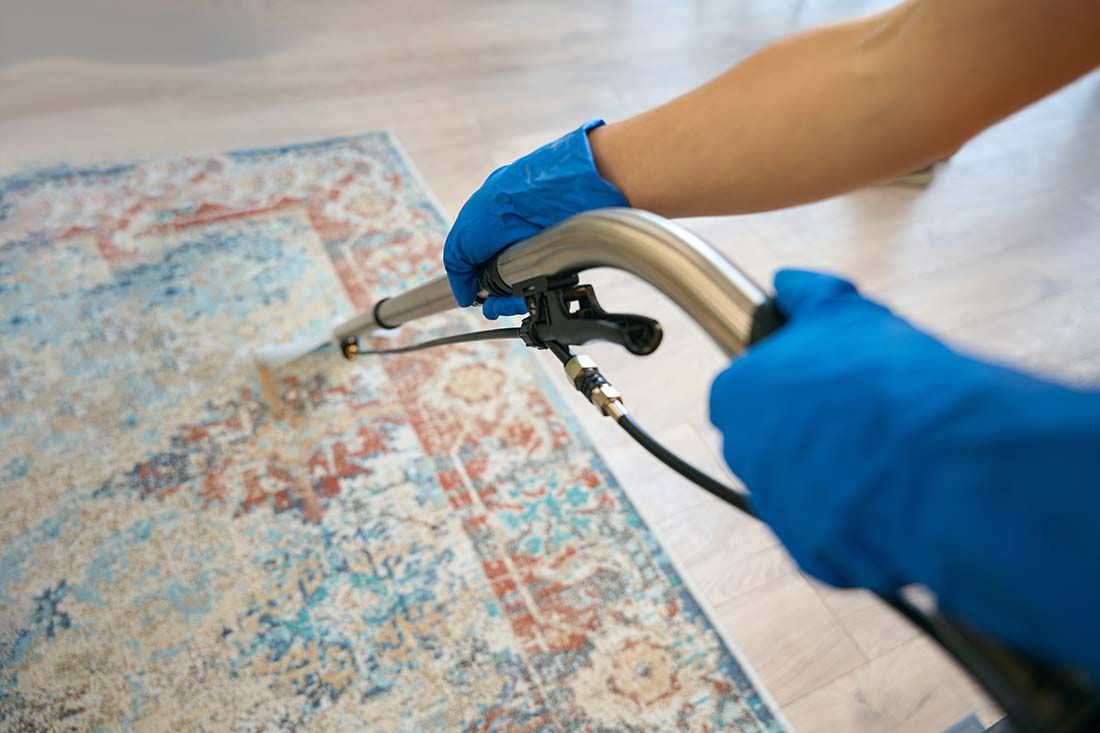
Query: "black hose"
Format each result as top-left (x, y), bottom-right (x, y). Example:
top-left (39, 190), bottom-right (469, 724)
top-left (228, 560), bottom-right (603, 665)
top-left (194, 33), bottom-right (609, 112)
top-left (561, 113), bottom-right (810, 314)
top-left (615, 412), bottom-right (754, 516)
top-left (352, 327), bottom-right (521, 355)
top-left (883, 593), bottom-right (1098, 732)
top-left (616, 407), bottom-right (1092, 731)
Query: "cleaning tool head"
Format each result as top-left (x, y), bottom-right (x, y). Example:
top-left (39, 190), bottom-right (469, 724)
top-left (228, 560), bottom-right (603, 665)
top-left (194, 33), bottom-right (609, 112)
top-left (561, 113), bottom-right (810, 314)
top-left (254, 330), bottom-right (335, 414)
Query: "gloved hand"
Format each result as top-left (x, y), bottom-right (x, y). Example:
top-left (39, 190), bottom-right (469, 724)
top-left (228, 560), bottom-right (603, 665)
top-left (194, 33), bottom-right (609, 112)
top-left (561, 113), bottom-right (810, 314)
top-left (443, 119), bottom-right (628, 319)
top-left (710, 269), bottom-right (1100, 676)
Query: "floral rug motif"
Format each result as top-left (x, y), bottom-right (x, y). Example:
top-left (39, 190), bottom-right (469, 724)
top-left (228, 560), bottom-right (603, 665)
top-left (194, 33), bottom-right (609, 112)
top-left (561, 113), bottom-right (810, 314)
top-left (0, 135), bottom-right (785, 731)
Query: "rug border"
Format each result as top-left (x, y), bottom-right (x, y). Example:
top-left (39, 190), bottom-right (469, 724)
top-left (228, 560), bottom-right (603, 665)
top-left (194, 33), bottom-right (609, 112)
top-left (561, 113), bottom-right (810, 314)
top-left (384, 129), bottom-right (794, 731)
top-left (1, 133), bottom-right (793, 731)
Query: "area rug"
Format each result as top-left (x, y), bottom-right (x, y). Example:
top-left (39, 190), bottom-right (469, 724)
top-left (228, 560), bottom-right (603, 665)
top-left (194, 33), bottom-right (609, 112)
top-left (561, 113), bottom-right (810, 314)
top-left (0, 134), bottom-right (785, 732)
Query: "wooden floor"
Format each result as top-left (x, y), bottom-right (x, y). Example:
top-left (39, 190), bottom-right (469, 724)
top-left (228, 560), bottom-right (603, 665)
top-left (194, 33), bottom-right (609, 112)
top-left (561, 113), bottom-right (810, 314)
top-left (3, 1), bottom-right (1097, 729)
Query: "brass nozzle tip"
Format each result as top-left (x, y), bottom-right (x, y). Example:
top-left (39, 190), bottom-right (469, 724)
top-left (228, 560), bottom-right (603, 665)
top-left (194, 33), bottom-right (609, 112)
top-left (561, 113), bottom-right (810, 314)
top-left (340, 336), bottom-right (360, 360)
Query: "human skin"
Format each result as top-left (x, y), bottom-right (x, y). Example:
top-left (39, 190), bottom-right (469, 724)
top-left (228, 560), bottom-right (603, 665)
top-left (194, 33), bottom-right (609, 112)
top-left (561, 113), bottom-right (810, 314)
top-left (589, 0), bottom-right (1100, 217)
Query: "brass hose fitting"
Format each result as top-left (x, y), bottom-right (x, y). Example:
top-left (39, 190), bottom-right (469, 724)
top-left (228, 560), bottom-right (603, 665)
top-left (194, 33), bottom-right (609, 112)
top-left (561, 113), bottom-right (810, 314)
top-left (562, 353), bottom-right (627, 418)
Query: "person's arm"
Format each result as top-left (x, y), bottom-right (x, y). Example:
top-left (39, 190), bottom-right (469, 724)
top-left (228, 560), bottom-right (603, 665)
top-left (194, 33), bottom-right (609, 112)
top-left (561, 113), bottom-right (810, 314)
top-left (590, 0), bottom-right (1100, 217)
top-left (442, 0), bottom-right (1100, 317)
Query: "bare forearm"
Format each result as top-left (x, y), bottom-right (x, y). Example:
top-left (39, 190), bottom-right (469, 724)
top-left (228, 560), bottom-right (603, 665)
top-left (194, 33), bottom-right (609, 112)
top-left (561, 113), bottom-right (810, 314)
top-left (590, 0), bottom-right (1100, 217)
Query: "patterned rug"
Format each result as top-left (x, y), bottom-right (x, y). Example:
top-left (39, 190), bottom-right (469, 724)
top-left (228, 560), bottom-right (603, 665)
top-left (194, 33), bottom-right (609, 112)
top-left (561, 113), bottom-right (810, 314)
top-left (0, 135), bottom-right (785, 732)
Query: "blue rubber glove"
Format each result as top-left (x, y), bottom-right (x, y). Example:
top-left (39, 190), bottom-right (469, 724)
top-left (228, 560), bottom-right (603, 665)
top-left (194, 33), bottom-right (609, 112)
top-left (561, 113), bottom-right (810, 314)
top-left (443, 119), bottom-right (628, 319)
top-left (710, 269), bottom-right (1100, 677)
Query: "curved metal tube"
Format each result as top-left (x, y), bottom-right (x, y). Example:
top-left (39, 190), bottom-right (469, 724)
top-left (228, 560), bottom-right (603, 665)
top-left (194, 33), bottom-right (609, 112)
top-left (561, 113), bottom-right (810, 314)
top-left (491, 209), bottom-right (771, 357)
top-left (344, 208), bottom-right (771, 358)
top-left (334, 276), bottom-right (455, 342)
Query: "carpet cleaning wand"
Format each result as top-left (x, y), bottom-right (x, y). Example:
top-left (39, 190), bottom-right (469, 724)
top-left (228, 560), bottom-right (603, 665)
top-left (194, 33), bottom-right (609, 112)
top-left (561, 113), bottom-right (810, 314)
top-left (253, 208), bottom-right (1096, 732)
top-left (256, 208), bottom-right (781, 405)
